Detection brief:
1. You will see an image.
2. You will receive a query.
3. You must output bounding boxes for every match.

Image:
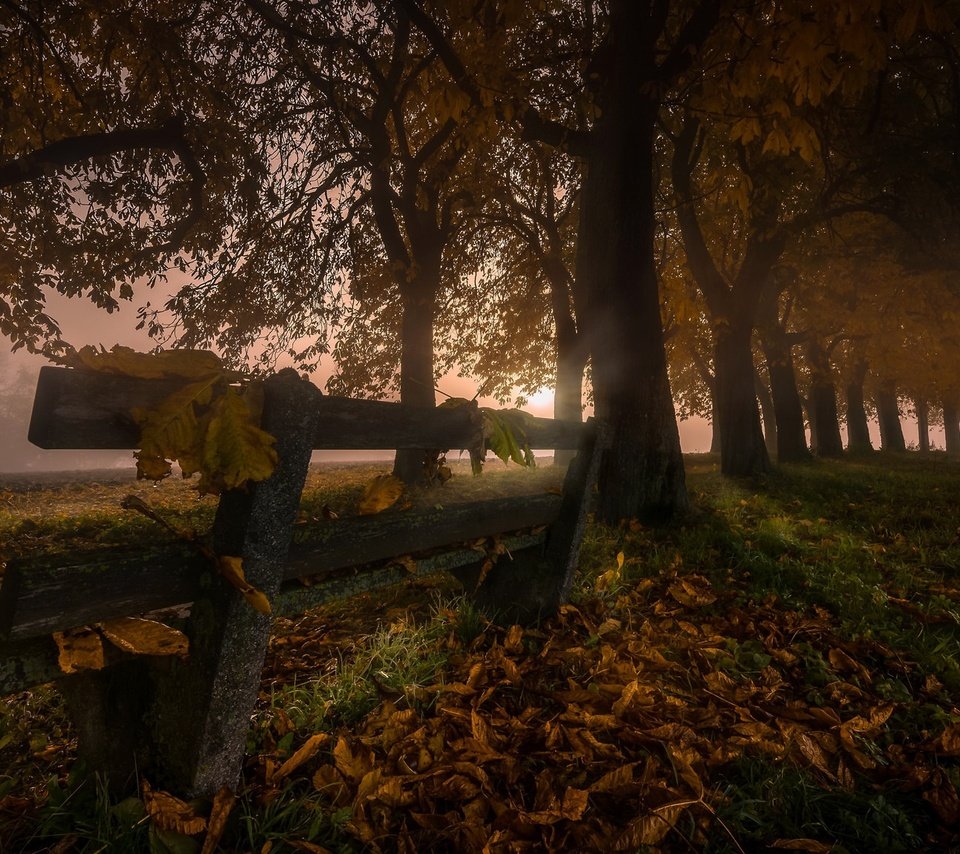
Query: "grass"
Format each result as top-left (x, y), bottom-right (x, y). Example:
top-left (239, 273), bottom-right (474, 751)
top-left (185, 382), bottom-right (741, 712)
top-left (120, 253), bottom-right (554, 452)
top-left (4, 452), bottom-right (960, 850)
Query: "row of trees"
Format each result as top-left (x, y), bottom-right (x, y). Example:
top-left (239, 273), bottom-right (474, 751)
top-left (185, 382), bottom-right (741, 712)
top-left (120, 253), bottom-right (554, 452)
top-left (2, 1), bottom-right (959, 519)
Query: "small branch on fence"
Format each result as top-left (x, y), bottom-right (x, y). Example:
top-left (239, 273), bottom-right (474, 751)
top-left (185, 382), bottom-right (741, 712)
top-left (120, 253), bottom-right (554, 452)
top-left (121, 495), bottom-right (214, 560)
top-left (121, 495), bottom-right (269, 612)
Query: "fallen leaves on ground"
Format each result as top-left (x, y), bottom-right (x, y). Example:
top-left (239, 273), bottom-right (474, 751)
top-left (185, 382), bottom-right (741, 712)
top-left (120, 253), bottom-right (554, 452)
top-left (254, 564), bottom-right (960, 852)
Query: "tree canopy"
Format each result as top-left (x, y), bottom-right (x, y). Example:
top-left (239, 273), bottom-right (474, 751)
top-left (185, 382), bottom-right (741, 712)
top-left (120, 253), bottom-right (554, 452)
top-left (4, 0), bottom-right (960, 506)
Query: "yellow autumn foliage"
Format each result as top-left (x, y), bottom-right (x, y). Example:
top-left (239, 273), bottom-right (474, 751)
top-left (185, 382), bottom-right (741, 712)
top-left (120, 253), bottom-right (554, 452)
top-left (66, 345), bottom-right (277, 495)
top-left (216, 555), bottom-right (272, 614)
top-left (357, 475), bottom-right (405, 515)
top-left (67, 344), bottom-right (226, 381)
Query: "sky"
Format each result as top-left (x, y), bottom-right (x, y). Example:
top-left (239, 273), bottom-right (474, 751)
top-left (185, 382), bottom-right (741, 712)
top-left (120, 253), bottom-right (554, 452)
top-left (0, 288), bottom-right (934, 472)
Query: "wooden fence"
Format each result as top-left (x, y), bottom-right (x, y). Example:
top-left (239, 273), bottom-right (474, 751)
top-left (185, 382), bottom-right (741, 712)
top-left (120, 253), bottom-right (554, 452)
top-left (0, 366), bottom-right (600, 797)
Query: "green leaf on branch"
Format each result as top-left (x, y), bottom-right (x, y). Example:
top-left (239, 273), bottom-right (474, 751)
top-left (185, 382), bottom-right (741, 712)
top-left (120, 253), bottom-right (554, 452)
top-left (482, 408), bottom-right (536, 469)
top-left (437, 398), bottom-right (536, 475)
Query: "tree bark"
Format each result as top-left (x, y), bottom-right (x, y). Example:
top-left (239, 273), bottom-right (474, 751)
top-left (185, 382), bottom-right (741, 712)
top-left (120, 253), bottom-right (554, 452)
top-left (755, 367), bottom-right (777, 458)
top-left (944, 399), bottom-right (960, 458)
top-left (876, 382), bottom-right (906, 452)
top-left (807, 342), bottom-right (843, 457)
top-left (915, 398), bottom-right (930, 454)
top-left (544, 253), bottom-right (586, 467)
top-left (689, 351), bottom-right (720, 453)
top-left (713, 321), bottom-right (770, 475)
top-left (671, 116), bottom-right (775, 477)
top-left (844, 361), bottom-right (873, 454)
top-left (393, 257), bottom-right (440, 483)
top-left (757, 295), bottom-right (808, 461)
top-left (553, 342), bottom-right (587, 466)
top-left (803, 393), bottom-right (816, 453)
top-left (576, 6), bottom-right (688, 522)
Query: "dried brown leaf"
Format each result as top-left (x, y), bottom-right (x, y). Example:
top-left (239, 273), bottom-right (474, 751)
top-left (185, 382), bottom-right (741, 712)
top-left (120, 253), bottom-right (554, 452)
top-left (216, 555), bottom-right (271, 614)
top-left (272, 733), bottom-right (330, 785)
top-left (770, 840), bottom-right (835, 852)
top-left (201, 787), bottom-right (236, 854)
top-left (615, 802), bottom-right (688, 848)
top-left (333, 736), bottom-right (372, 783)
top-left (99, 617), bottom-right (189, 658)
top-left (53, 627), bottom-right (104, 674)
top-left (357, 475), bottom-right (404, 515)
top-left (142, 780), bottom-right (206, 836)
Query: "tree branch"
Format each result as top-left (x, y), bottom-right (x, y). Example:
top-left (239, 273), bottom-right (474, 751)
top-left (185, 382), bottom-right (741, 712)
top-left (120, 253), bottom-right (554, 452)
top-left (657, 0), bottom-right (722, 84)
top-left (0, 119), bottom-right (198, 190)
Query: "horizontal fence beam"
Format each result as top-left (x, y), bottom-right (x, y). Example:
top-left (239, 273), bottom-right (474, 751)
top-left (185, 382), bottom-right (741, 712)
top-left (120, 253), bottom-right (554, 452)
top-left (0, 529), bottom-right (547, 696)
top-left (29, 367), bottom-right (586, 451)
top-left (283, 493), bottom-right (560, 581)
top-left (0, 494), bottom-right (561, 643)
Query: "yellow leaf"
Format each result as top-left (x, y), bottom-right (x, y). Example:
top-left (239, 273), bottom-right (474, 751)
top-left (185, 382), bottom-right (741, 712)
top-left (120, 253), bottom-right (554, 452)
top-left (199, 387), bottom-right (277, 494)
top-left (357, 474), bottom-right (404, 515)
top-left (133, 452), bottom-right (172, 482)
top-left (271, 734), bottom-right (330, 785)
top-left (143, 780), bottom-right (206, 835)
top-left (69, 345), bottom-right (224, 380)
top-left (53, 627), bottom-right (105, 674)
top-left (201, 788), bottom-right (236, 854)
top-left (132, 375), bottom-right (220, 483)
top-left (216, 555), bottom-right (272, 614)
top-left (99, 617), bottom-right (189, 658)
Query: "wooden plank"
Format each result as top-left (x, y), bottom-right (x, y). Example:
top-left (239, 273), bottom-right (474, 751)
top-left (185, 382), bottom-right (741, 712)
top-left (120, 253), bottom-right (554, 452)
top-left (0, 636), bottom-right (64, 695)
top-left (0, 532), bottom-right (546, 696)
top-left (1, 493), bottom-right (561, 641)
top-left (0, 543), bottom-right (205, 641)
top-left (276, 531), bottom-right (545, 617)
top-left (29, 366), bottom-right (189, 449)
top-left (28, 366), bottom-right (585, 450)
top-left (284, 493), bottom-right (560, 581)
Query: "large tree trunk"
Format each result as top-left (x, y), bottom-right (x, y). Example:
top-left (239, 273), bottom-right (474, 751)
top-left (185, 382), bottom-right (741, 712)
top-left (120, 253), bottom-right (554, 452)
top-left (709, 412), bottom-right (721, 454)
top-left (690, 352), bottom-right (720, 453)
top-left (757, 298), bottom-right (807, 461)
top-left (713, 321), bottom-right (770, 475)
top-left (671, 116), bottom-right (777, 477)
top-left (845, 361), bottom-right (873, 454)
top-left (755, 368), bottom-right (777, 458)
top-left (545, 254), bottom-right (586, 467)
top-left (578, 48), bottom-right (686, 522)
top-left (393, 265), bottom-right (439, 483)
top-left (915, 398), bottom-right (930, 454)
top-left (553, 344), bottom-right (587, 467)
top-left (876, 382), bottom-right (905, 452)
top-left (807, 342), bottom-right (843, 457)
top-left (944, 399), bottom-right (960, 458)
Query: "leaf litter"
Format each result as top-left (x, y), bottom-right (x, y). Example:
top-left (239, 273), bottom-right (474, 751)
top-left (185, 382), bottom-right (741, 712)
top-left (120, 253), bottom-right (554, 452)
top-left (247, 562), bottom-right (960, 850)
top-left (4, 456), bottom-right (960, 850)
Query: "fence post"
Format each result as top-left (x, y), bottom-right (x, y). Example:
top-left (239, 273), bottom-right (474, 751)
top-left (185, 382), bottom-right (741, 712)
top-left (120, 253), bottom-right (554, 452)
top-left (463, 418), bottom-right (608, 623)
top-left (150, 369), bottom-right (322, 796)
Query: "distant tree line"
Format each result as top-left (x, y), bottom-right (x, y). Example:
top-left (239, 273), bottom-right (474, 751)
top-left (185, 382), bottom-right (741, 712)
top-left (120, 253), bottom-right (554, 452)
top-left (2, 1), bottom-right (959, 512)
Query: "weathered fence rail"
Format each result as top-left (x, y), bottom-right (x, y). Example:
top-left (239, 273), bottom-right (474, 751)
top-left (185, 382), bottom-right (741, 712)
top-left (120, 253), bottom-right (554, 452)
top-left (2, 365), bottom-right (601, 798)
